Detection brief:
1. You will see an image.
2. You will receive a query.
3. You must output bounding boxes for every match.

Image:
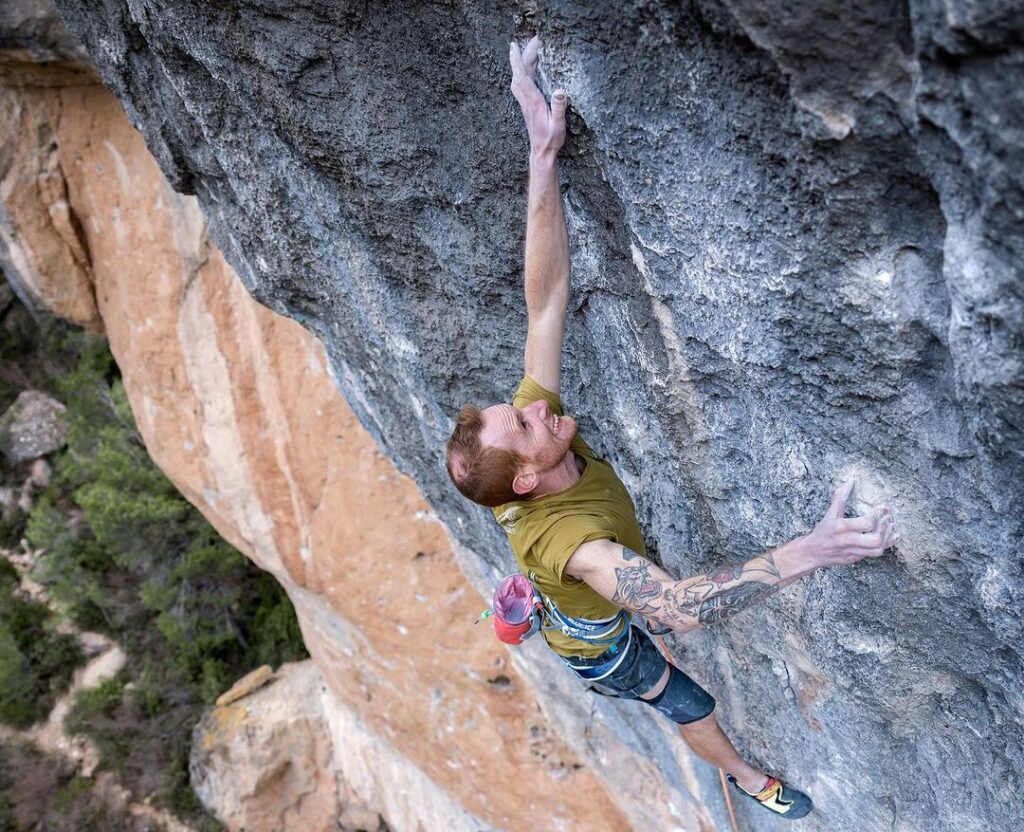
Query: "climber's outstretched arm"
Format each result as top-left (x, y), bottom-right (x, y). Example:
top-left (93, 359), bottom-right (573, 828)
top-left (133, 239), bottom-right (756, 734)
top-left (510, 36), bottom-right (570, 393)
top-left (565, 482), bottom-right (897, 634)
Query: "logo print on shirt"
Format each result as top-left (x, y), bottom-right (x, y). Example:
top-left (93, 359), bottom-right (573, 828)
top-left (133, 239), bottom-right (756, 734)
top-left (496, 506), bottom-right (520, 535)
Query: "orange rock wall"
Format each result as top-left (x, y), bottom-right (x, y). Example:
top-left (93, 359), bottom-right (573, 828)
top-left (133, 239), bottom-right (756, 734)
top-left (0, 63), bottom-right (101, 330)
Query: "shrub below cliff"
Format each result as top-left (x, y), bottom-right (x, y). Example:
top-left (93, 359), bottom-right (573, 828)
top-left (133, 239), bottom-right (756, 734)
top-left (0, 738), bottom-right (149, 832)
top-left (0, 558), bottom-right (83, 728)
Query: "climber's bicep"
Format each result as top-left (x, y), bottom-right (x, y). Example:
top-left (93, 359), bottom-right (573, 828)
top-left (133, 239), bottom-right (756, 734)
top-left (524, 306), bottom-right (566, 393)
top-left (566, 540), bottom-right (675, 615)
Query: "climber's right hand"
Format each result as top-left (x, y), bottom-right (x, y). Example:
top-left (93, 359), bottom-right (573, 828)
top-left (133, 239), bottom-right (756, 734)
top-left (509, 36), bottom-right (567, 158)
top-left (797, 481), bottom-right (898, 569)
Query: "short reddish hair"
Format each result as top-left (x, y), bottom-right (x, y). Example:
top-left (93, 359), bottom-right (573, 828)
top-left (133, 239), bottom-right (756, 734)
top-left (446, 405), bottom-right (527, 507)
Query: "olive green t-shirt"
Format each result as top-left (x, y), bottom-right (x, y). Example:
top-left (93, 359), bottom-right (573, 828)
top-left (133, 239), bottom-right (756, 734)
top-left (492, 376), bottom-right (646, 658)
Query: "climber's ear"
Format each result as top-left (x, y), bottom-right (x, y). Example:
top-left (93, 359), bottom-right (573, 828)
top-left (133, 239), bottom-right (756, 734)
top-left (512, 468), bottom-right (537, 496)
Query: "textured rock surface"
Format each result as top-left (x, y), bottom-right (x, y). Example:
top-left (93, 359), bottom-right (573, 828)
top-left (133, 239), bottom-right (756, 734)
top-left (0, 390), bottom-right (67, 462)
top-left (193, 660), bottom-right (520, 832)
top-left (0, 0), bottom-right (87, 63)
top-left (50, 2), bottom-right (1024, 830)
top-left (191, 662), bottom-right (342, 832)
top-left (0, 21), bottom-right (100, 328)
top-left (0, 53), bottom-right (716, 830)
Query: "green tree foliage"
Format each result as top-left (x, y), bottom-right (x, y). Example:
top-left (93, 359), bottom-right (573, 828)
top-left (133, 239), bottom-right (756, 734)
top-left (0, 508), bottom-right (27, 549)
top-left (0, 558), bottom-right (83, 728)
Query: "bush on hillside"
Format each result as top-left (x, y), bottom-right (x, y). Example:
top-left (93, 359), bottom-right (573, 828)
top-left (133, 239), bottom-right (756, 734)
top-left (0, 558), bottom-right (83, 728)
top-left (0, 738), bottom-right (148, 832)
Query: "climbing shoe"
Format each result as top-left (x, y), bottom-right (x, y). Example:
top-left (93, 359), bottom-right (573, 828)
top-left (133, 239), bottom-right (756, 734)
top-left (727, 774), bottom-right (813, 820)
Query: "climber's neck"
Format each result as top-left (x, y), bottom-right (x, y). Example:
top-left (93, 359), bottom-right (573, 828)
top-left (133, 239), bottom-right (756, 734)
top-left (527, 451), bottom-right (586, 500)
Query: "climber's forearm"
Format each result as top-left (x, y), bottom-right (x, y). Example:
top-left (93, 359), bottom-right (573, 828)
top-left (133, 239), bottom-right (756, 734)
top-left (617, 540), bottom-right (813, 633)
top-left (568, 484), bottom-right (898, 633)
top-left (524, 154), bottom-right (570, 321)
top-left (567, 538), bottom-right (816, 634)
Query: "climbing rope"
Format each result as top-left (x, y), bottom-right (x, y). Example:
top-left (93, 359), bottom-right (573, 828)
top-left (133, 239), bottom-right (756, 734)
top-left (651, 632), bottom-right (742, 832)
top-left (718, 767), bottom-right (741, 832)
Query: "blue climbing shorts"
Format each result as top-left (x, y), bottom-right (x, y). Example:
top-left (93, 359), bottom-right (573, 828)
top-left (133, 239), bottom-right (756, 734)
top-left (561, 625), bottom-right (716, 724)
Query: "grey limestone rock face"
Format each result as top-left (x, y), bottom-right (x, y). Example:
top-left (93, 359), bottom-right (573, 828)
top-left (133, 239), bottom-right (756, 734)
top-left (52, 2), bottom-right (1023, 830)
top-left (0, 0), bottom-right (87, 63)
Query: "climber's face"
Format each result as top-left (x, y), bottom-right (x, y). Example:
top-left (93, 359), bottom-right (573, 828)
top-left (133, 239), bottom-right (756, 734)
top-left (479, 398), bottom-right (577, 480)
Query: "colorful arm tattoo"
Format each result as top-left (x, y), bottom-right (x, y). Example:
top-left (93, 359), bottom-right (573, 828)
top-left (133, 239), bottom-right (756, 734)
top-left (611, 548), bottom-right (781, 630)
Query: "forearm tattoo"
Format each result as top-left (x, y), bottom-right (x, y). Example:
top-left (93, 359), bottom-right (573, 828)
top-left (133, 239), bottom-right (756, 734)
top-left (610, 558), bottom-right (663, 614)
top-left (612, 547), bottom-right (782, 629)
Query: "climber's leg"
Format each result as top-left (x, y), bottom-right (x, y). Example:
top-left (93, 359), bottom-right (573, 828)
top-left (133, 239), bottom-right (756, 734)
top-left (652, 674), bottom-right (813, 819)
top-left (634, 663), bottom-right (761, 792)
top-left (675, 711), bottom-right (765, 792)
top-left (569, 628), bottom-right (768, 793)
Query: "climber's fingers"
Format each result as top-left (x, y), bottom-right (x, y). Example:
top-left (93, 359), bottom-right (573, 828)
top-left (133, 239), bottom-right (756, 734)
top-left (509, 40), bottom-right (545, 110)
top-left (838, 514), bottom-right (875, 533)
top-left (509, 36), bottom-right (540, 84)
top-left (551, 88), bottom-right (568, 124)
top-left (521, 34), bottom-right (540, 76)
top-left (826, 480), bottom-right (855, 519)
top-left (509, 37), bottom-right (565, 154)
top-left (509, 40), bottom-right (524, 79)
top-left (838, 506), bottom-right (891, 534)
top-left (842, 514), bottom-right (897, 556)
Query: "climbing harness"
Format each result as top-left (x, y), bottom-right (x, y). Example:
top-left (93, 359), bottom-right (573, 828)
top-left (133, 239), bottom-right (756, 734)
top-left (476, 573), bottom-right (630, 656)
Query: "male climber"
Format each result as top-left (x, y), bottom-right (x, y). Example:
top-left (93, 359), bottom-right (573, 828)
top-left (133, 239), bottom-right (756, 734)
top-left (446, 37), bottom-right (897, 821)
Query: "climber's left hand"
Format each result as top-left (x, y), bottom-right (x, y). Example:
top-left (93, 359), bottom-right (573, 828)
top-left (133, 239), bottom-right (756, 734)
top-left (509, 35), bottom-right (567, 158)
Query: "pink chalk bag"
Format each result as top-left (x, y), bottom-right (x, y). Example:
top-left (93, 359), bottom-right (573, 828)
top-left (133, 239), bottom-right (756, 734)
top-left (476, 573), bottom-right (630, 648)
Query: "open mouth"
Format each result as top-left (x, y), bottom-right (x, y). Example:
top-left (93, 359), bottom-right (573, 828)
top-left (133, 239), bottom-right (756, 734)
top-left (552, 413), bottom-right (561, 436)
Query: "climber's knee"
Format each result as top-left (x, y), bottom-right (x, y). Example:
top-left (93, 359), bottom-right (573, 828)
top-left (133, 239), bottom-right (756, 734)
top-left (678, 711), bottom-right (718, 732)
top-left (639, 665), bottom-right (671, 700)
top-left (568, 628), bottom-right (714, 726)
top-left (644, 664), bottom-right (716, 725)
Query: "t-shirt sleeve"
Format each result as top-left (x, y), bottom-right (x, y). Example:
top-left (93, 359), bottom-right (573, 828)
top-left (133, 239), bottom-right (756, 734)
top-left (512, 375), bottom-right (563, 413)
top-left (511, 375), bottom-right (594, 458)
top-left (538, 513), bottom-right (619, 586)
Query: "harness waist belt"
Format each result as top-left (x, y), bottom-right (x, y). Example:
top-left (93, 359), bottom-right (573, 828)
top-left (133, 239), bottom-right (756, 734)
top-left (545, 601), bottom-right (629, 646)
top-left (563, 625), bottom-right (634, 681)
